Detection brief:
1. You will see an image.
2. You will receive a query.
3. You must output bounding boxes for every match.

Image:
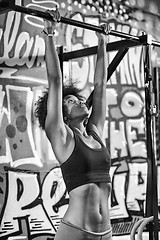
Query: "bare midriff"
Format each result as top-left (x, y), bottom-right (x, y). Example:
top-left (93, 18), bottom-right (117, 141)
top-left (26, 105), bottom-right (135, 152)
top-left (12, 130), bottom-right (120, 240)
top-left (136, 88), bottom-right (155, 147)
top-left (63, 182), bottom-right (111, 233)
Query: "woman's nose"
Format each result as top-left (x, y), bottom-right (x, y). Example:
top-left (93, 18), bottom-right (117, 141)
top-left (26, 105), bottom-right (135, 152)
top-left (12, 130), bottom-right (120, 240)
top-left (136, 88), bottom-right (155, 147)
top-left (79, 101), bottom-right (84, 105)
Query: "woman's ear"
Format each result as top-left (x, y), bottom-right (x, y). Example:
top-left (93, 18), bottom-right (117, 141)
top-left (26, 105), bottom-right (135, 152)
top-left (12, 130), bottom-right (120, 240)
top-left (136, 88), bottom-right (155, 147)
top-left (64, 116), bottom-right (68, 122)
top-left (64, 116), bottom-right (70, 126)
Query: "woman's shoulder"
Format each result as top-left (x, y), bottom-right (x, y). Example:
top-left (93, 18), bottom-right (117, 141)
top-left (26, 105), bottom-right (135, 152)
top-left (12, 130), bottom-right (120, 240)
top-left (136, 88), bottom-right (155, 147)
top-left (86, 124), bottom-right (106, 145)
top-left (86, 124), bottom-right (101, 137)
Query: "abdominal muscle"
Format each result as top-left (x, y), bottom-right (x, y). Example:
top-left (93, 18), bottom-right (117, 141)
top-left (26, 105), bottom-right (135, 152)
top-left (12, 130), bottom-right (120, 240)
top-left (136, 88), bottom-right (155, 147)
top-left (63, 182), bottom-right (111, 233)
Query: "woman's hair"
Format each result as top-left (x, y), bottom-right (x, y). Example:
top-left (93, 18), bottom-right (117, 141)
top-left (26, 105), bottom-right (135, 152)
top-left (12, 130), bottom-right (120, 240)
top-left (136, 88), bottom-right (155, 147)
top-left (35, 82), bottom-right (84, 130)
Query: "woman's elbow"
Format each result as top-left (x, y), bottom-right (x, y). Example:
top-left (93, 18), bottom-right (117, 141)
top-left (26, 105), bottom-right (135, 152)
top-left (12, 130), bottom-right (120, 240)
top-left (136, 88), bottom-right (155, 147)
top-left (48, 75), bottom-right (62, 85)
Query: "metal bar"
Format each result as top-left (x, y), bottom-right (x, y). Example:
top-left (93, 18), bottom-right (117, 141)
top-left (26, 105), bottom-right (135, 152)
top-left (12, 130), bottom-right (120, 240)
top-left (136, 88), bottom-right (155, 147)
top-left (0, 0), bottom-right (10, 14)
top-left (108, 47), bottom-right (129, 79)
top-left (63, 39), bottom-right (141, 61)
top-left (144, 44), bottom-right (154, 240)
top-left (10, 4), bottom-right (124, 37)
top-left (137, 216), bottom-right (154, 240)
top-left (130, 218), bottom-right (146, 240)
top-left (3, 3), bottom-right (160, 48)
top-left (63, 46), bottom-right (97, 61)
top-left (63, 35), bottom-right (157, 62)
top-left (144, 44), bottom-right (159, 240)
top-left (154, 67), bottom-right (160, 169)
top-left (6, 4), bottom-right (139, 40)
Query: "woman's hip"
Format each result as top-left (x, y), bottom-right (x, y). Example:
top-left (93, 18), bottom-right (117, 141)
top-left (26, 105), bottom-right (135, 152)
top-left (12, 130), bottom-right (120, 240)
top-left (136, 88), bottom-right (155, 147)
top-left (54, 219), bottom-right (112, 240)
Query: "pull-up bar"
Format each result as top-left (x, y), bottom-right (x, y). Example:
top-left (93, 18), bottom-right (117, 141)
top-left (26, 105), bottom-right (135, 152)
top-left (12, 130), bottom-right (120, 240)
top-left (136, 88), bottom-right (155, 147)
top-left (0, 0), bottom-right (160, 48)
top-left (12, 4), bottom-right (138, 40)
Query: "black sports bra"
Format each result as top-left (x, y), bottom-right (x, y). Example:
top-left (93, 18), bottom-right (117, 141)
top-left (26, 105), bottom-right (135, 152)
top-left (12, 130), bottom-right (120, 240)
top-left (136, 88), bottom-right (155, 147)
top-left (60, 130), bottom-right (111, 193)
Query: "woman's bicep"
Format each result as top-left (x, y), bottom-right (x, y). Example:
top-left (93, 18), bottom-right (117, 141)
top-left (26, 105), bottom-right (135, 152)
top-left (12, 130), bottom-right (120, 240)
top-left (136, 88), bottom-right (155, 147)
top-left (45, 81), bottom-right (64, 130)
top-left (87, 85), bottom-right (106, 134)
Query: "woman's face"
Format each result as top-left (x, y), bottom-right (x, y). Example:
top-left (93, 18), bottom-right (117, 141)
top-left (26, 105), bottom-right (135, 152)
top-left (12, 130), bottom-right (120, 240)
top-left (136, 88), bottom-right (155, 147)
top-left (63, 95), bottom-right (89, 120)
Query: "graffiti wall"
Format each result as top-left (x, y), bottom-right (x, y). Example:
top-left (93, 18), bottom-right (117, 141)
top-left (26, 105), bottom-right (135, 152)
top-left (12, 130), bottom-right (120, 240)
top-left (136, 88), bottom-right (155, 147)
top-left (0, 0), bottom-right (160, 239)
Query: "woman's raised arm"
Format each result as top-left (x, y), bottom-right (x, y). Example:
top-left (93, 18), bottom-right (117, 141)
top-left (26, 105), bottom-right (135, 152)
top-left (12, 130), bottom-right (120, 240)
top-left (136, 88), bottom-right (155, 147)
top-left (43, 10), bottom-right (65, 138)
top-left (87, 24), bottom-right (110, 137)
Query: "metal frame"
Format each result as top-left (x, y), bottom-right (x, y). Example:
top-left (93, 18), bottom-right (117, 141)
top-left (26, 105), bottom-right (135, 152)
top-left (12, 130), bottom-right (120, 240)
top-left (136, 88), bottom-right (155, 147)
top-left (143, 42), bottom-right (159, 240)
top-left (0, 1), bottom-right (160, 239)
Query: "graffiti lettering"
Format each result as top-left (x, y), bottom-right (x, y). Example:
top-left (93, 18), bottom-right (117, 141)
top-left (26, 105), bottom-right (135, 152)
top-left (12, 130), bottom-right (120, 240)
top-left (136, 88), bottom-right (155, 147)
top-left (127, 162), bottom-right (147, 213)
top-left (0, 10), bottom-right (44, 69)
top-left (110, 121), bottom-right (128, 158)
top-left (108, 88), bottom-right (146, 159)
top-left (127, 118), bottom-right (146, 158)
top-left (0, 167), bottom-right (68, 239)
top-left (120, 91), bottom-right (143, 117)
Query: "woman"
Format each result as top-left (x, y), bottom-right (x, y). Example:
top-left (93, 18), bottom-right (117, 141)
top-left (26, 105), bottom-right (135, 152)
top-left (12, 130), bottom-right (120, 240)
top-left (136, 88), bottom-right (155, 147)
top-left (35, 8), bottom-right (112, 240)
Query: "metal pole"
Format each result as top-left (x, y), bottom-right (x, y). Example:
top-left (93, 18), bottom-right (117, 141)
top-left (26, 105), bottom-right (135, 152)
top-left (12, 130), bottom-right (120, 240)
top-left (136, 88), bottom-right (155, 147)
top-left (144, 38), bottom-right (159, 240)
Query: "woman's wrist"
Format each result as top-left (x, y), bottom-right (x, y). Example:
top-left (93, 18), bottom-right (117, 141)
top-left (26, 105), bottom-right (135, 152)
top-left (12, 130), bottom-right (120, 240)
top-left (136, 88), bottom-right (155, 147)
top-left (99, 38), bottom-right (108, 46)
top-left (42, 28), bottom-right (56, 37)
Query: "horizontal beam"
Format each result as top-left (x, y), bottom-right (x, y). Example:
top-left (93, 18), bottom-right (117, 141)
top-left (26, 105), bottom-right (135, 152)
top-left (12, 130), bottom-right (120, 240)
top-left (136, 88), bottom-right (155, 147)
top-left (1, 3), bottom-right (159, 48)
top-left (63, 38), bottom-right (143, 61)
top-left (0, 0), bottom-right (10, 14)
top-left (64, 34), bottom-right (160, 60)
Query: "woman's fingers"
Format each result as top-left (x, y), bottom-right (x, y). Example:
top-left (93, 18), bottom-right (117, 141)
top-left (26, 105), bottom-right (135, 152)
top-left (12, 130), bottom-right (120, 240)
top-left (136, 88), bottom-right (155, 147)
top-left (46, 9), bottom-right (61, 22)
top-left (101, 23), bottom-right (111, 35)
top-left (43, 8), bottom-right (61, 33)
top-left (95, 23), bottom-right (111, 42)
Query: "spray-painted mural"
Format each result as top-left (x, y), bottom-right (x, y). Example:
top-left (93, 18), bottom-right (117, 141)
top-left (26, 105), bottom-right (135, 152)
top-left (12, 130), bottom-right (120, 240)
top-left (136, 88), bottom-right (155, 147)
top-left (0, 0), bottom-right (160, 239)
